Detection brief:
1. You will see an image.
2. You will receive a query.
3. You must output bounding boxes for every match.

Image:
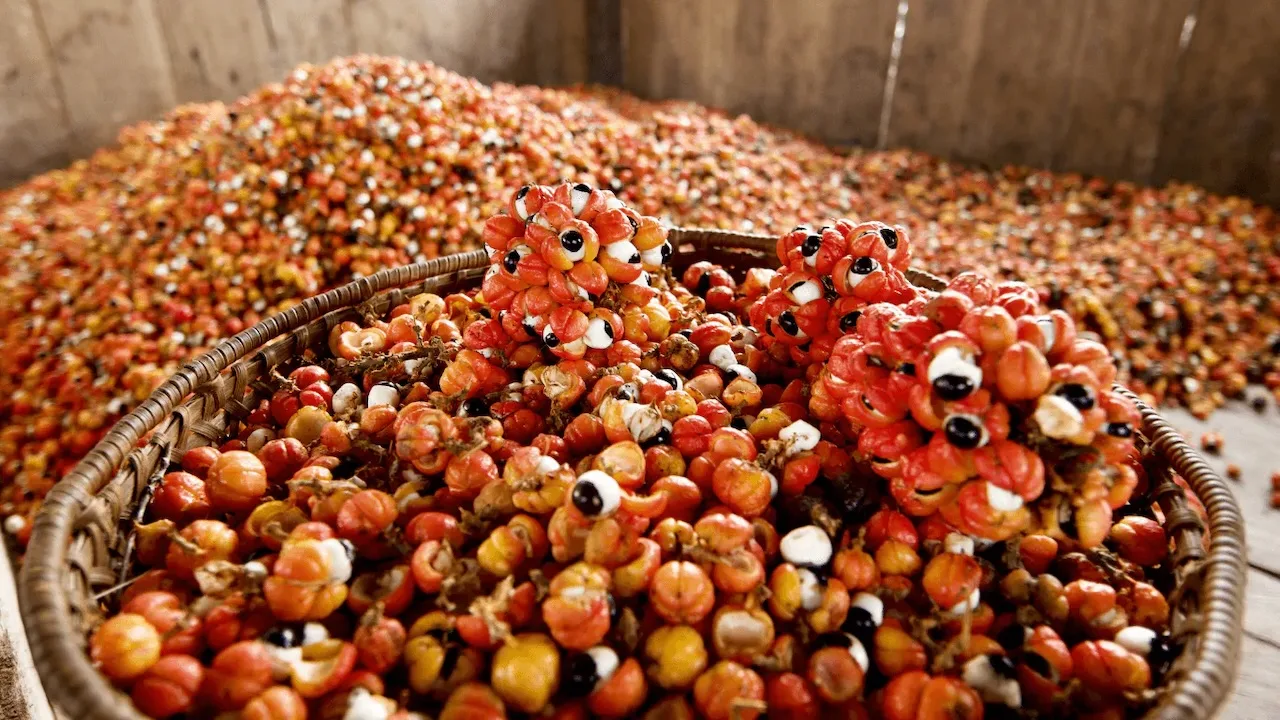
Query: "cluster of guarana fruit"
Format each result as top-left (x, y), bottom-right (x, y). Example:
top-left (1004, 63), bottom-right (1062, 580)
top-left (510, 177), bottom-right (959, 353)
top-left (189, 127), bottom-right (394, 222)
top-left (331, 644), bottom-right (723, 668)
top-left (89, 183), bottom-right (1193, 720)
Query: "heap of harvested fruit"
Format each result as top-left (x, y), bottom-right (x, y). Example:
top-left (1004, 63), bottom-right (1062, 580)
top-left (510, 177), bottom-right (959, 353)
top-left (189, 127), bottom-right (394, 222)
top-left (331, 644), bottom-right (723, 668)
top-left (87, 185), bottom-right (1193, 719)
top-left (748, 220), bottom-right (1143, 548)
top-left (4, 56), bottom-right (1280, 537)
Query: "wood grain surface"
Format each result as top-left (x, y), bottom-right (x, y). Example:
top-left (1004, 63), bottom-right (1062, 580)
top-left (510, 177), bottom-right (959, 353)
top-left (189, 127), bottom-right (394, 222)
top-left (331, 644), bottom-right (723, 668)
top-left (1155, 0), bottom-right (1280, 207)
top-left (622, 0), bottom-right (898, 147)
top-left (348, 0), bottom-right (589, 86)
top-left (0, 0), bottom-right (73, 186)
top-left (259, 0), bottom-right (355, 78)
top-left (154, 0), bottom-right (275, 104)
top-left (1051, 0), bottom-right (1194, 183)
top-left (31, 0), bottom-right (178, 158)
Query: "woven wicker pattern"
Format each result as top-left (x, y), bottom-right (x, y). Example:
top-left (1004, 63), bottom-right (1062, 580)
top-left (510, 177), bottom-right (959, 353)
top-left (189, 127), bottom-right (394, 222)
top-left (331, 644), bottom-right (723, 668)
top-left (18, 230), bottom-right (1245, 720)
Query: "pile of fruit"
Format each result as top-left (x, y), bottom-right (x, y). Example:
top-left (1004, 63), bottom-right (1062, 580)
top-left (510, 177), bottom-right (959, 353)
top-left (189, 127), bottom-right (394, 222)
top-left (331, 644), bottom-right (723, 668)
top-left (89, 185), bottom-right (1193, 719)
top-left (3, 56), bottom-right (1280, 537)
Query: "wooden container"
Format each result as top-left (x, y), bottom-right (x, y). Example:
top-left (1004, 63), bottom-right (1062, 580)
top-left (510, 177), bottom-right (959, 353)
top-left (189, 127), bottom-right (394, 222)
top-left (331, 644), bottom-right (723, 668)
top-left (19, 230), bottom-right (1246, 719)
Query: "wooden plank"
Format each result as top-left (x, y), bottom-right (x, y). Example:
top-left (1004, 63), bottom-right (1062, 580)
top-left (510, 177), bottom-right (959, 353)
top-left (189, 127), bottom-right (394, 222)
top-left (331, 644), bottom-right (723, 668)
top-left (1051, 0), bottom-right (1193, 183)
top-left (153, 0), bottom-right (276, 104)
top-left (884, 0), bottom-right (989, 157)
top-left (346, 0), bottom-right (588, 86)
top-left (1221, 636), bottom-right (1280, 720)
top-left (1154, 0), bottom-right (1280, 206)
top-left (622, 0), bottom-right (898, 147)
top-left (888, 0), bottom-right (1087, 169)
top-left (32, 0), bottom-right (178, 158)
top-left (260, 0), bottom-right (354, 77)
top-left (756, 0), bottom-right (898, 146)
top-left (1159, 401), bottom-right (1280, 576)
top-left (0, 0), bottom-right (72, 186)
top-left (0, 542), bottom-right (57, 720)
top-left (1245, 568), bottom-right (1280, 646)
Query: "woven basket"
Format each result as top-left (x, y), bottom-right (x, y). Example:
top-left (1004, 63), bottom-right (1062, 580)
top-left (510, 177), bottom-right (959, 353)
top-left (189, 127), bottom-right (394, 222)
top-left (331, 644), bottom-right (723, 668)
top-left (19, 229), bottom-right (1245, 720)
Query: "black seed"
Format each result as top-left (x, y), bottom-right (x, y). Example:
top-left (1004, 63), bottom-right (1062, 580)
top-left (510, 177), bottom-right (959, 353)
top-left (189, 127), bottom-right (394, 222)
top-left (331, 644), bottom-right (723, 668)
top-left (656, 369), bottom-right (681, 388)
top-left (696, 273), bottom-right (712, 294)
top-left (645, 427), bottom-right (672, 447)
top-left (842, 607), bottom-right (877, 646)
top-left (1105, 422), bottom-right (1133, 438)
top-left (870, 456), bottom-right (892, 464)
top-left (563, 653), bottom-right (600, 697)
top-left (337, 539), bottom-right (357, 563)
top-left (515, 185), bottom-right (530, 200)
top-left (789, 281), bottom-right (807, 295)
top-left (989, 653), bottom-right (1017, 678)
top-left (778, 311), bottom-right (800, 336)
top-left (1022, 651), bottom-right (1053, 678)
top-left (503, 250), bottom-right (520, 273)
top-left (573, 182), bottom-right (591, 193)
top-left (461, 398), bottom-right (489, 417)
top-left (731, 416), bottom-right (749, 430)
top-left (660, 242), bottom-right (672, 260)
top-left (944, 415), bottom-right (984, 449)
top-left (852, 256), bottom-right (877, 274)
top-left (801, 234), bottom-right (822, 256)
top-left (933, 374), bottom-right (976, 401)
top-left (572, 481), bottom-right (604, 516)
top-left (628, 252), bottom-right (641, 263)
top-left (840, 311), bottom-right (861, 332)
top-left (879, 227), bottom-right (898, 249)
top-left (1149, 636), bottom-right (1177, 677)
top-left (799, 341), bottom-right (811, 352)
top-left (899, 363), bottom-right (916, 376)
top-left (1055, 383), bottom-right (1096, 411)
top-left (560, 230), bottom-right (584, 252)
top-left (615, 384), bottom-right (637, 402)
top-left (995, 624), bottom-right (1028, 651)
top-left (627, 215), bottom-right (639, 232)
top-left (439, 645), bottom-right (460, 679)
top-left (812, 632), bottom-right (854, 650)
top-left (543, 331), bottom-right (560, 348)
top-left (602, 322), bottom-right (615, 339)
top-left (476, 307), bottom-right (491, 319)
top-left (262, 625), bottom-right (301, 648)
top-left (678, 329), bottom-right (692, 338)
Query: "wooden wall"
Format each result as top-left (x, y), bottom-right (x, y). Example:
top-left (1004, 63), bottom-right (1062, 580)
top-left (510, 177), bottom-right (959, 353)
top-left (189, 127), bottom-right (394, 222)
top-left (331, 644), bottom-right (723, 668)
top-left (2, 0), bottom-right (1279, 206)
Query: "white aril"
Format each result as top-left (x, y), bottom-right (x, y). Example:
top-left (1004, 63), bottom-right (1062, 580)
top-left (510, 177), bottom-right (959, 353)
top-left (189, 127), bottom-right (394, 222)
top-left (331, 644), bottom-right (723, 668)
top-left (246, 428), bottom-right (275, 453)
top-left (949, 588), bottom-right (981, 614)
top-left (962, 654), bottom-right (1022, 708)
top-left (986, 482), bottom-right (1025, 512)
top-left (604, 240), bottom-right (640, 263)
top-left (797, 568), bottom-right (824, 610)
top-left (787, 279), bottom-right (822, 305)
top-left (367, 384), bottom-right (400, 408)
top-left (318, 538), bottom-right (354, 584)
top-left (780, 525), bottom-right (833, 568)
top-left (726, 364), bottom-right (757, 383)
top-left (850, 592), bottom-right (885, 626)
top-left (1034, 394), bottom-right (1084, 440)
top-left (1115, 626), bottom-right (1158, 656)
top-left (332, 381), bottom-right (363, 415)
top-left (572, 470), bottom-right (622, 518)
top-left (584, 317), bottom-right (614, 349)
top-left (708, 345), bottom-right (736, 370)
top-left (944, 532), bottom-right (977, 556)
top-left (778, 420), bottom-right (820, 453)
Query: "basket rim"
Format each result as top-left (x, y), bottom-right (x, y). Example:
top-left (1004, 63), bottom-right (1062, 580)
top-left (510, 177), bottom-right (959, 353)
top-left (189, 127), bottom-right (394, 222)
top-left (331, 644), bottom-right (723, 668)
top-left (18, 228), bottom-right (1246, 720)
